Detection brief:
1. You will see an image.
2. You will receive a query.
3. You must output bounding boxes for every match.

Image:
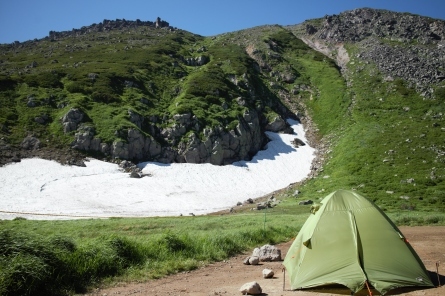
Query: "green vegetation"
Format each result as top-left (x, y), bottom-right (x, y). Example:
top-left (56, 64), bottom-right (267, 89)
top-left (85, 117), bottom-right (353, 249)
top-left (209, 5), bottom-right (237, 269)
top-left (1, 19), bottom-right (445, 296)
top-left (0, 208), bottom-right (307, 295)
top-left (291, 43), bottom-right (445, 213)
top-left (0, 25), bottom-right (291, 155)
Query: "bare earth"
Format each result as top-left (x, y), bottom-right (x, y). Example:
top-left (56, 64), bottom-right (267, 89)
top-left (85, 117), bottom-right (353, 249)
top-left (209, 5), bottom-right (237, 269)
top-left (84, 226), bottom-right (445, 296)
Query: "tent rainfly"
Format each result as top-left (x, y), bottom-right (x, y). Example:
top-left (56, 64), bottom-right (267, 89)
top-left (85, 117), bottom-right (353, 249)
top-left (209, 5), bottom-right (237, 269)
top-left (283, 189), bottom-right (434, 295)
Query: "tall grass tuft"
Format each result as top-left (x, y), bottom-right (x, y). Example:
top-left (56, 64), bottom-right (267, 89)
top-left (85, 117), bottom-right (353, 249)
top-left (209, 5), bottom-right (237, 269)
top-left (0, 229), bottom-right (147, 295)
top-left (0, 229), bottom-right (74, 295)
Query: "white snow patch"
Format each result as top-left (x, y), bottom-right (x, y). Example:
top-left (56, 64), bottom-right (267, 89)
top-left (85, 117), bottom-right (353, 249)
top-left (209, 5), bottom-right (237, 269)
top-left (0, 119), bottom-right (315, 220)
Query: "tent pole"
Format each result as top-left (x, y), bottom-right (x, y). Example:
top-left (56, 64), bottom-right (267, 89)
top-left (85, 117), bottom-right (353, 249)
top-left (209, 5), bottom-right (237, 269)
top-left (436, 261), bottom-right (441, 287)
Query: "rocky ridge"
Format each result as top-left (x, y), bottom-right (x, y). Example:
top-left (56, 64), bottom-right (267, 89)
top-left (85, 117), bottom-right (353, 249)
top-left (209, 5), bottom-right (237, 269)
top-left (290, 8), bottom-right (445, 95)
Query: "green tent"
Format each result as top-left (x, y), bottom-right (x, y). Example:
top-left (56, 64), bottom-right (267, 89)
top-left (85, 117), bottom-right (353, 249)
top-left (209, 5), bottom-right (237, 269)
top-left (283, 189), bottom-right (434, 295)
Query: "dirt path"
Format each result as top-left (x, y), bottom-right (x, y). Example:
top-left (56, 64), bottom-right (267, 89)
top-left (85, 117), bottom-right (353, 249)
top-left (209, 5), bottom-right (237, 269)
top-left (84, 226), bottom-right (445, 296)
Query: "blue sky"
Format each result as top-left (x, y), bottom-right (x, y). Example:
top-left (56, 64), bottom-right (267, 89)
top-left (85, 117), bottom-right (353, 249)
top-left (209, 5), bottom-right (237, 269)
top-left (0, 0), bottom-right (444, 44)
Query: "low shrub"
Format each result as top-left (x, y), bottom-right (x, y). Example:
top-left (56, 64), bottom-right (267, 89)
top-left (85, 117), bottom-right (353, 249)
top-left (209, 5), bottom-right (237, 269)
top-left (108, 236), bottom-right (145, 267)
top-left (66, 81), bottom-right (91, 94)
top-left (424, 215), bottom-right (444, 224)
top-left (24, 72), bottom-right (63, 88)
top-left (91, 91), bottom-right (121, 103)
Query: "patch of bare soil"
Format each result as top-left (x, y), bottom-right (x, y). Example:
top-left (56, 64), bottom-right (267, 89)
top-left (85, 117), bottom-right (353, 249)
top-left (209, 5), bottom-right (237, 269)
top-left (82, 226), bottom-right (445, 296)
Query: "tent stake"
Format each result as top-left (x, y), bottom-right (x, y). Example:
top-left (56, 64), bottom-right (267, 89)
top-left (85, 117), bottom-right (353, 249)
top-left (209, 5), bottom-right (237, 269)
top-left (282, 267), bottom-right (286, 291)
top-left (365, 280), bottom-right (373, 296)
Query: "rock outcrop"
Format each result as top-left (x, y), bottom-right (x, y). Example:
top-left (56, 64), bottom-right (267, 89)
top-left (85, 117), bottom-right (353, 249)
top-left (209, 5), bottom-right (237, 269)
top-left (68, 108), bottom-right (269, 165)
top-left (62, 108), bottom-right (85, 133)
top-left (291, 8), bottom-right (445, 95)
top-left (176, 110), bottom-right (265, 165)
top-left (48, 17), bottom-right (172, 41)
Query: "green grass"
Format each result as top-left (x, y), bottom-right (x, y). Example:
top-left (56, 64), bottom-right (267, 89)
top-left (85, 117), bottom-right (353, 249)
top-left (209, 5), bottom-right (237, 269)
top-left (0, 208), bottom-right (307, 295)
top-left (290, 43), bottom-right (445, 212)
top-left (1, 197), bottom-right (444, 295)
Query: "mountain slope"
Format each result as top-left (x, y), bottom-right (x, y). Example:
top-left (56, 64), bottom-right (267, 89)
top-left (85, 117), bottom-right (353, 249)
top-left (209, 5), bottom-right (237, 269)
top-left (287, 8), bottom-right (445, 212)
top-left (0, 9), bottom-right (444, 212)
top-left (0, 19), bottom-right (319, 166)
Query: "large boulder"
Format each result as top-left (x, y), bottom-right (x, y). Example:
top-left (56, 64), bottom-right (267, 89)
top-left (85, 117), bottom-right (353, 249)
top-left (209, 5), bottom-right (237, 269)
top-left (252, 244), bottom-right (282, 262)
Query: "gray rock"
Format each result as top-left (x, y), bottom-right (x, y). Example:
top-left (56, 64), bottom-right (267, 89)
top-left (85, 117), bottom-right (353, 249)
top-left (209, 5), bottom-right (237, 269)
top-left (112, 140), bottom-right (129, 159)
top-left (299, 200), bottom-right (314, 205)
top-left (249, 256), bottom-right (259, 265)
top-left (128, 110), bottom-right (144, 129)
top-left (62, 108), bottom-right (85, 133)
top-left (71, 125), bottom-right (99, 151)
top-left (295, 8), bottom-right (445, 94)
top-left (256, 203), bottom-right (267, 210)
top-left (165, 109), bottom-right (265, 165)
top-left (291, 138), bottom-right (306, 147)
top-left (108, 128), bottom-right (163, 161)
top-left (130, 170), bottom-right (142, 178)
top-left (262, 268), bottom-right (275, 279)
top-left (140, 97), bottom-right (150, 105)
top-left (239, 281), bottom-right (262, 295)
top-left (252, 244), bottom-right (281, 262)
top-left (265, 116), bottom-right (287, 132)
top-left (34, 114), bottom-right (49, 124)
top-left (21, 136), bottom-right (40, 150)
top-left (119, 160), bottom-right (135, 170)
top-left (27, 96), bottom-right (37, 107)
top-left (87, 73), bottom-right (98, 80)
top-left (172, 113), bottom-right (192, 125)
top-left (196, 55), bottom-right (208, 66)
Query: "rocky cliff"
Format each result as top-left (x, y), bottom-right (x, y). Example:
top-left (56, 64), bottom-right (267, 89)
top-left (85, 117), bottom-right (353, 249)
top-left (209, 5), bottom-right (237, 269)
top-left (289, 8), bottom-right (445, 96)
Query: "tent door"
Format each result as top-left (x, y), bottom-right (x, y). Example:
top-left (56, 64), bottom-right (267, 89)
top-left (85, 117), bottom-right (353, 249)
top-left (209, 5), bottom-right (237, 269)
top-left (348, 210), bottom-right (369, 284)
